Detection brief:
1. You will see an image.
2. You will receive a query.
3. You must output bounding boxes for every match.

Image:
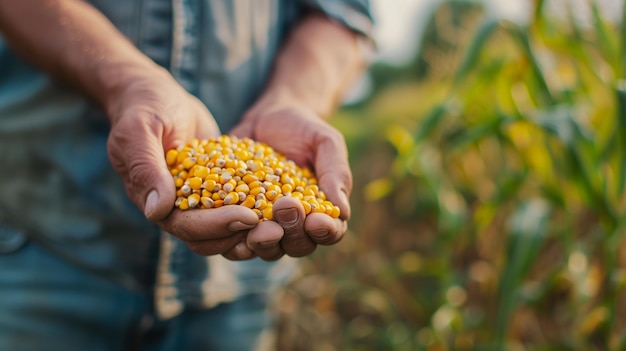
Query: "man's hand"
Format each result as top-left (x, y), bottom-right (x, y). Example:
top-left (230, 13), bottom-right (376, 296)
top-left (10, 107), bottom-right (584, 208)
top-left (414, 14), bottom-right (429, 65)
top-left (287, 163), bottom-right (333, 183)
top-left (231, 103), bottom-right (352, 260)
top-left (106, 72), bottom-right (259, 260)
top-left (226, 11), bottom-right (366, 261)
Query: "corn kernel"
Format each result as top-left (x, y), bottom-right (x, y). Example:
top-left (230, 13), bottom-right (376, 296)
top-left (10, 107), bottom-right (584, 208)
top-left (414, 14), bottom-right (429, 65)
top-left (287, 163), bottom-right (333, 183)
top-left (201, 197), bottom-right (214, 209)
top-left (224, 192), bottom-right (239, 205)
top-left (182, 157), bottom-right (197, 170)
top-left (241, 195), bottom-right (255, 209)
top-left (179, 198), bottom-right (189, 210)
top-left (194, 166), bottom-right (209, 179)
top-left (262, 205), bottom-right (273, 221)
top-left (166, 150), bottom-right (178, 167)
top-left (188, 177), bottom-right (203, 190)
top-left (188, 194), bottom-right (200, 208)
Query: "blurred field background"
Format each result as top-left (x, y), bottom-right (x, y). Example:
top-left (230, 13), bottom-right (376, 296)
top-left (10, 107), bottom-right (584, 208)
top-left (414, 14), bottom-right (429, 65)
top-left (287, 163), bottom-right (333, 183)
top-left (275, 0), bottom-right (626, 350)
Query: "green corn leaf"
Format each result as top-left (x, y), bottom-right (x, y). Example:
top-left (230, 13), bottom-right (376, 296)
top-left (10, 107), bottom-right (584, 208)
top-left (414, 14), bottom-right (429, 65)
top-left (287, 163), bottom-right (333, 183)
top-left (414, 104), bottom-right (447, 143)
top-left (621, 0), bottom-right (626, 78)
top-left (495, 199), bottom-right (552, 346)
top-left (590, 0), bottom-right (618, 70)
top-left (507, 25), bottom-right (555, 106)
top-left (453, 18), bottom-right (500, 87)
top-left (614, 80), bottom-right (626, 194)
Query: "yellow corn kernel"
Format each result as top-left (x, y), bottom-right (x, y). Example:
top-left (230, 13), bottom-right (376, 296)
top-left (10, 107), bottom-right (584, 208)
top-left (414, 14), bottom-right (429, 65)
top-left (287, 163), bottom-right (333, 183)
top-left (235, 183), bottom-right (250, 194)
top-left (176, 151), bottom-right (190, 164)
top-left (179, 198), bottom-right (189, 210)
top-left (252, 208), bottom-right (262, 220)
top-left (224, 192), bottom-right (239, 205)
top-left (281, 183), bottom-right (293, 194)
top-left (188, 177), bottom-right (203, 190)
top-left (266, 190), bottom-right (278, 201)
top-left (174, 178), bottom-right (184, 188)
top-left (242, 174), bottom-right (258, 184)
top-left (254, 199), bottom-right (268, 210)
top-left (312, 203), bottom-right (325, 213)
top-left (241, 195), bottom-right (255, 208)
top-left (330, 205), bottom-right (341, 218)
top-left (181, 185), bottom-right (192, 196)
top-left (237, 191), bottom-right (247, 202)
top-left (203, 179), bottom-right (217, 191)
top-left (166, 150), bottom-right (179, 167)
top-left (322, 201), bottom-right (334, 216)
top-left (267, 184), bottom-right (281, 194)
top-left (234, 149), bottom-right (252, 161)
top-left (303, 185), bottom-right (319, 197)
top-left (204, 173), bottom-right (220, 183)
top-left (254, 170), bottom-right (266, 180)
top-left (188, 194), bottom-right (200, 208)
top-left (262, 206), bottom-right (273, 221)
top-left (213, 199), bottom-right (224, 208)
top-left (201, 197), bottom-right (214, 209)
top-left (250, 187), bottom-right (265, 197)
top-left (211, 192), bottom-right (222, 201)
top-left (194, 166), bottom-right (209, 179)
top-left (175, 197), bottom-right (184, 207)
top-left (222, 179), bottom-right (237, 193)
top-left (182, 157), bottom-right (197, 170)
top-left (301, 200), bottom-right (312, 215)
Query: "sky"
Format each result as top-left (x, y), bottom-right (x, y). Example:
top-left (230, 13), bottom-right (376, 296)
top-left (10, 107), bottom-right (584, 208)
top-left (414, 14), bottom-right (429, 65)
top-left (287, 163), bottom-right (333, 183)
top-left (369, 0), bottom-right (623, 66)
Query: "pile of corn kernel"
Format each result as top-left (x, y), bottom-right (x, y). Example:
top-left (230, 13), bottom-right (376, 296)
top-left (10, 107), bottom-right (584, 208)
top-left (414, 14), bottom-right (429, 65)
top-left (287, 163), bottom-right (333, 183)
top-left (165, 135), bottom-right (340, 221)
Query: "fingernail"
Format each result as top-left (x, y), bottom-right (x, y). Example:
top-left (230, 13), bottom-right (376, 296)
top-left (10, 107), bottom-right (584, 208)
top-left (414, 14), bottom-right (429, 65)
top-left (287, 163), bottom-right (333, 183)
top-left (228, 221), bottom-right (256, 232)
top-left (275, 208), bottom-right (298, 225)
top-left (340, 190), bottom-right (350, 207)
top-left (144, 190), bottom-right (159, 218)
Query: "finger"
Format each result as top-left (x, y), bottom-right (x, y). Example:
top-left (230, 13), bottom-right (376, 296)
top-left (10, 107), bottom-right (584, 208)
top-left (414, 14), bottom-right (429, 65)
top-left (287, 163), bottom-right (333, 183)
top-left (191, 97), bottom-right (222, 141)
top-left (314, 130), bottom-right (353, 220)
top-left (304, 213), bottom-right (348, 246)
top-left (186, 231), bottom-right (248, 257)
top-left (247, 220), bottom-right (285, 261)
top-left (273, 196), bottom-right (316, 257)
top-left (222, 241), bottom-right (258, 261)
top-left (229, 120), bottom-right (255, 139)
top-left (163, 205), bottom-right (258, 242)
top-left (107, 111), bottom-right (175, 221)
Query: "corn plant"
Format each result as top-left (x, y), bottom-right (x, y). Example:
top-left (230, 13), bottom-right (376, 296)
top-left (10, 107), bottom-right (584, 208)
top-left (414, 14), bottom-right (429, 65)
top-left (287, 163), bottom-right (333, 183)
top-left (277, 1), bottom-right (626, 350)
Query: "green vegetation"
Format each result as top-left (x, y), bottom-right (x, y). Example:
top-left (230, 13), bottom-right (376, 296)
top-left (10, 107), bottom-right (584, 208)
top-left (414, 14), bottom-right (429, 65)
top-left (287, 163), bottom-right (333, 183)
top-left (278, 1), bottom-right (626, 349)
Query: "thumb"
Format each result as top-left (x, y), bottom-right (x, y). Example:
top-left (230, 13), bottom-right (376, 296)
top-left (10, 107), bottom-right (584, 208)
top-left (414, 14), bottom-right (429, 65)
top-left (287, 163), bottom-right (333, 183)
top-left (131, 133), bottom-right (175, 221)
top-left (314, 135), bottom-right (353, 221)
top-left (108, 119), bottom-right (176, 222)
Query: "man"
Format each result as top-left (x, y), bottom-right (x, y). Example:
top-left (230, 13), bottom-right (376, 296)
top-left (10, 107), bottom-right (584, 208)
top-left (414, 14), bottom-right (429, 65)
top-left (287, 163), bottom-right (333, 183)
top-left (0, 0), bottom-right (373, 350)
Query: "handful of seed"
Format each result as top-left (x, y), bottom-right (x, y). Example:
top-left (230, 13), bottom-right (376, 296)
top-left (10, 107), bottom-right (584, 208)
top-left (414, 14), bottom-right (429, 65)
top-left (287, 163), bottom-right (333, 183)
top-left (165, 135), bottom-right (340, 221)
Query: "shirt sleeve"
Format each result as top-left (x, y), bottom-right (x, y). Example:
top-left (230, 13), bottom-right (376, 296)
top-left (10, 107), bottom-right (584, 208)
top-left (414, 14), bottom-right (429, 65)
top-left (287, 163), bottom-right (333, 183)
top-left (298, 0), bottom-right (375, 40)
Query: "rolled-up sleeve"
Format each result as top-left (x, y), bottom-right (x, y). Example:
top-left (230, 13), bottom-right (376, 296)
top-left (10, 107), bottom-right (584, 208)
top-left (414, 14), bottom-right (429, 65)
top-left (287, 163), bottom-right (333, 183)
top-left (299, 0), bottom-right (375, 40)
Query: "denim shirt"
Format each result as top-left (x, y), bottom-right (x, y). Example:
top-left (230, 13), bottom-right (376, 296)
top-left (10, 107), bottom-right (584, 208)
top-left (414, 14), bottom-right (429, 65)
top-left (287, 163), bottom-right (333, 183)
top-left (0, 0), bottom-right (372, 318)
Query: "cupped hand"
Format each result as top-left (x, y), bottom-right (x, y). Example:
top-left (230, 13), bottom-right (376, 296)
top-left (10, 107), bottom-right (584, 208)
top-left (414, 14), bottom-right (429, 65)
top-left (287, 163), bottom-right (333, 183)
top-left (106, 70), bottom-right (258, 260)
top-left (231, 103), bottom-right (352, 260)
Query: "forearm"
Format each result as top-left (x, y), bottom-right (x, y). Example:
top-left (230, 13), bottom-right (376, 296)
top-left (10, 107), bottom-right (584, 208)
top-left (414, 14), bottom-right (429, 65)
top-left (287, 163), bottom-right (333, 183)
top-left (252, 11), bottom-right (368, 119)
top-left (0, 0), bottom-right (165, 118)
